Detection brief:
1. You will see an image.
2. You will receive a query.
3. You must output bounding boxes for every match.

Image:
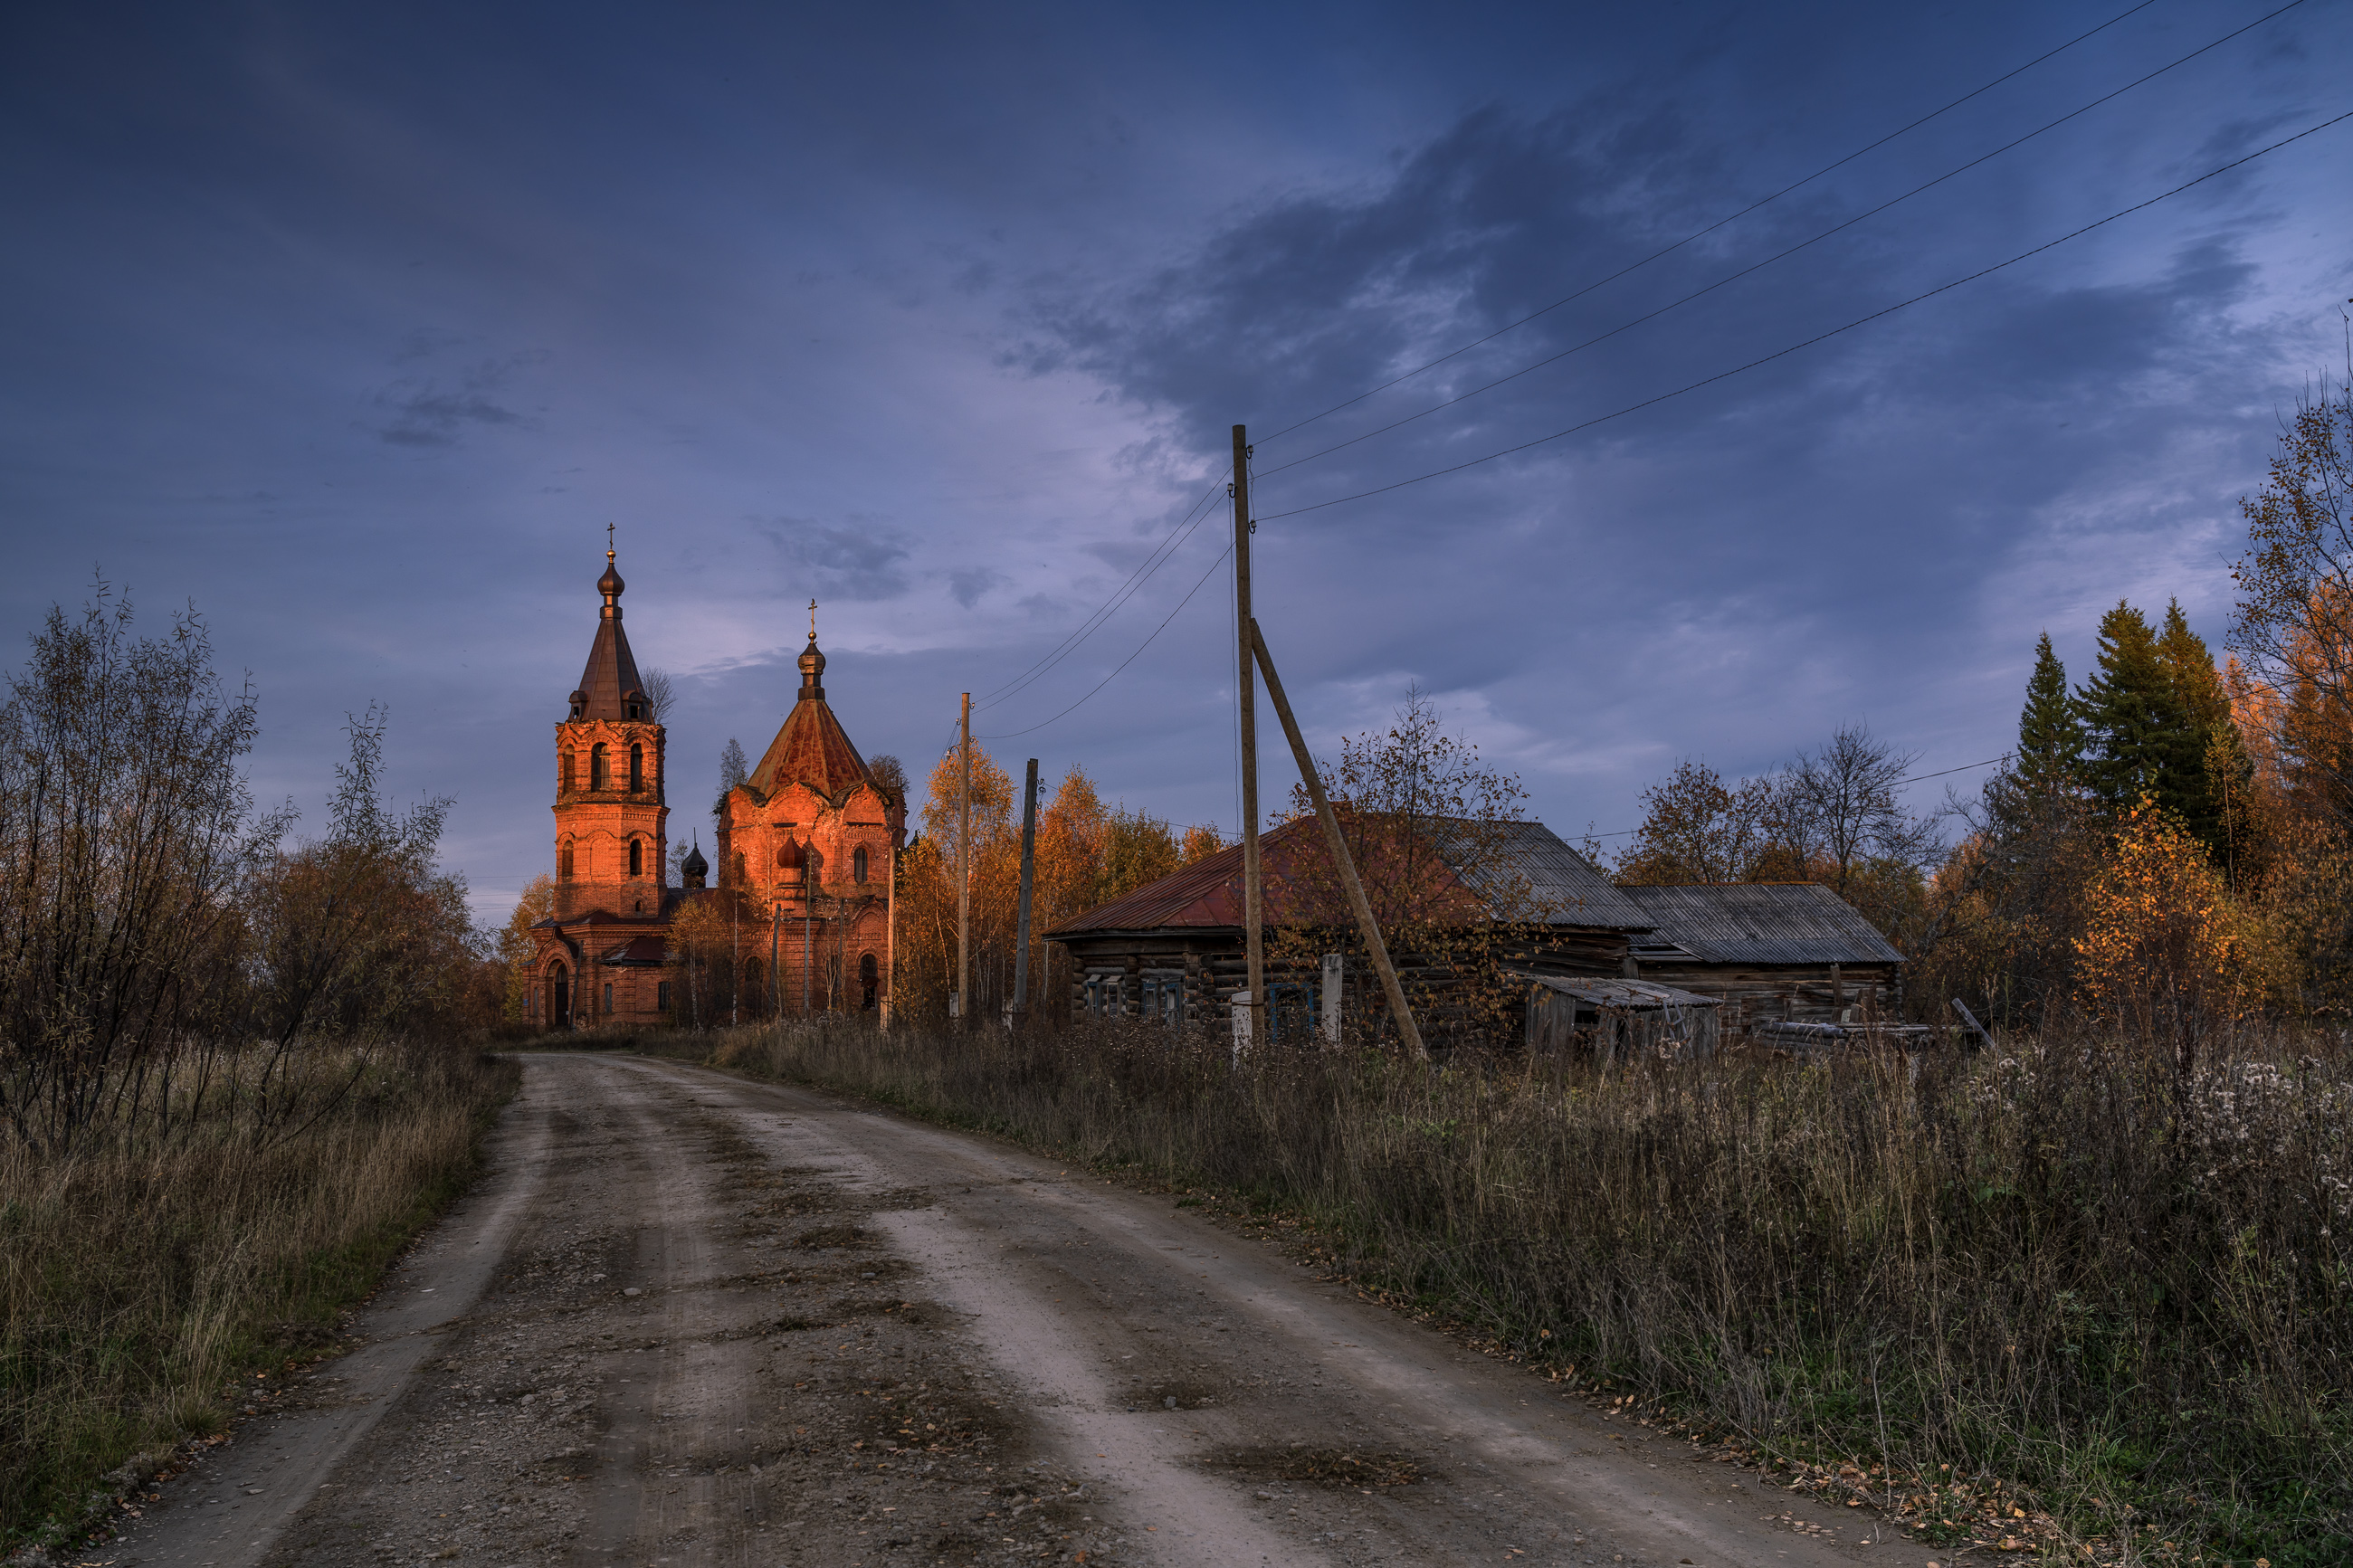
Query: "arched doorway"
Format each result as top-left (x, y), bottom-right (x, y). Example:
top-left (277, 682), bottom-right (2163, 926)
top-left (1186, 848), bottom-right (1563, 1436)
top-left (860, 952), bottom-right (879, 1011)
top-left (547, 962), bottom-right (571, 1030)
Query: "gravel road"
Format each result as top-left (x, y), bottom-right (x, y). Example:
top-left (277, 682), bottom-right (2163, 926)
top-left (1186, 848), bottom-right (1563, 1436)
top-left (110, 1051), bottom-right (1890, 1568)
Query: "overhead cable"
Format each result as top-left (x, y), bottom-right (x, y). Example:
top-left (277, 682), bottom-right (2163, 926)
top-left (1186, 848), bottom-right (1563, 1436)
top-left (1259, 107), bottom-right (2353, 522)
top-left (970, 470), bottom-right (1230, 711)
top-left (978, 542), bottom-right (1238, 741)
top-left (1254, 0), bottom-right (2174, 446)
top-left (1259, 0), bottom-right (2312, 480)
top-left (1585, 753), bottom-right (2015, 838)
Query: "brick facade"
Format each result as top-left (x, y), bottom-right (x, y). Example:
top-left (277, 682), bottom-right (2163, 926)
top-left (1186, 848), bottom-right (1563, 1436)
top-left (529, 555), bottom-right (902, 1030)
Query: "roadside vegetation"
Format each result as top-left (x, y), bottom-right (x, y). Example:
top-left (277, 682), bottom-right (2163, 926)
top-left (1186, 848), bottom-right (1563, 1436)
top-left (661, 1012), bottom-right (2349, 1564)
top-left (0, 584), bottom-right (509, 1551)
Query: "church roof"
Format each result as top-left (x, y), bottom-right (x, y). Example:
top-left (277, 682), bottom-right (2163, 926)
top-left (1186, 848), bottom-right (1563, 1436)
top-left (571, 550), bottom-right (645, 722)
top-left (746, 634), bottom-right (877, 803)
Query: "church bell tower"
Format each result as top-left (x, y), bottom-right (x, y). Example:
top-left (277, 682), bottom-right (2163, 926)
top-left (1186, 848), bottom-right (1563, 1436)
top-left (552, 546), bottom-right (668, 920)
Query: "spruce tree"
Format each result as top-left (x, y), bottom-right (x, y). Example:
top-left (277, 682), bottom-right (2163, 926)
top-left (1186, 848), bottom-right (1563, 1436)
top-left (2076, 600), bottom-right (2201, 822)
top-left (2016, 632), bottom-right (2083, 794)
top-left (2155, 599), bottom-right (2228, 847)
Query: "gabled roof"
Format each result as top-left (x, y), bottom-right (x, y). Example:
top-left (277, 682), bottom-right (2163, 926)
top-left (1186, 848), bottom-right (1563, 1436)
top-left (1617, 882), bottom-right (1904, 965)
top-left (1047, 816), bottom-right (1649, 937)
top-left (1444, 820), bottom-right (1653, 930)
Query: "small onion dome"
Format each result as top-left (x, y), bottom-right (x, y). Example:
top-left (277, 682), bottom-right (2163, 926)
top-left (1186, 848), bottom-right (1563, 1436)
top-left (681, 841), bottom-right (709, 879)
top-left (776, 839), bottom-right (806, 879)
top-left (598, 552), bottom-right (625, 601)
top-left (797, 638), bottom-right (825, 683)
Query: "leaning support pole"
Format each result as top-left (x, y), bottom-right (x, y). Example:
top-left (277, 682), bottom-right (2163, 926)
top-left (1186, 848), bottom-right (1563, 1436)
top-left (1249, 618), bottom-right (1427, 1062)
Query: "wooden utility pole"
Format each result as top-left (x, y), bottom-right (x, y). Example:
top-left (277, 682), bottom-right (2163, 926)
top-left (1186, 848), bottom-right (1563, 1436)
top-left (1233, 424), bottom-right (1266, 1042)
top-left (957, 691), bottom-right (973, 1030)
top-left (1250, 618), bottom-right (1427, 1061)
top-left (1011, 757), bottom-right (1039, 1030)
top-left (881, 828), bottom-right (896, 1030)
top-left (769, 898), bottom-right (781, 1024)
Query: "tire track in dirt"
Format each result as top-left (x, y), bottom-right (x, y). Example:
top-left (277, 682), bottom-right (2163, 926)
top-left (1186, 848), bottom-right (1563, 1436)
top-left (112, 1053), bottom-right (1885, 1568)
top-left (628, 1054), bottom-right (1881, 1568)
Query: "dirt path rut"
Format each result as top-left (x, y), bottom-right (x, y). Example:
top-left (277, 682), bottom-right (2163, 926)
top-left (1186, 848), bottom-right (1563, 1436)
top-left (110, 1052), bottom-right (1892, 1568)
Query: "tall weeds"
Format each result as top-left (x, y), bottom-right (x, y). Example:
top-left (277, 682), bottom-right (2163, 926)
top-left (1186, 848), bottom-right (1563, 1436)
top-left (0, 1041), bottom-right (515, 1546)
top-left (674, 1019), bottom-right (2352, 1557)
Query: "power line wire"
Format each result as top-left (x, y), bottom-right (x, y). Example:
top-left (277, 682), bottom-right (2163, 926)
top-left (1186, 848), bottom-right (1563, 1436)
top-left (1261, 107), bottom-right (2353, 522)
top-left (1253, 0), bottom-right (2172, 447)
top-left (1258, 0), bottom-right (2310, 481)
top-left (1585, 753), bottom-right (2015, 838)
top-left (971, 470), bottom-right (1230, 711)
top-left (978, 542), bottom-right (1237, 740)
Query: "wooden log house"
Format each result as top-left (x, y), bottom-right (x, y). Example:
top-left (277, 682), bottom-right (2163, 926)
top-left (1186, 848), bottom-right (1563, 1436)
top-left (1044, 818), bottom-right (1655, 1040)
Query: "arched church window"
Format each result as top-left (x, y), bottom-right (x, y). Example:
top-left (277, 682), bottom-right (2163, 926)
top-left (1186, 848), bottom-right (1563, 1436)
top-left (629, 838), bottom-right (643, 877)
top-left (590, 744), bottom-right (609, 790)
top-left (853, 847), bottom-right (869, 884)
top-left (629, 744), bottom-right (643, 792)
top-left (559, 841), bottom-right (575, 880)
top-left (562, 751), bottom-right (576, 794)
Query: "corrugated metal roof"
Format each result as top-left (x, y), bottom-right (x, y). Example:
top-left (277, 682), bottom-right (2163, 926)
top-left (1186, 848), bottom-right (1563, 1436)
top-left (1618, 882), bottom-right (1904, 965)
top-left (1446, 820), bottom-right (1654, 930)
top-left (1511, 973), bottom-right (1720, 1011)
top-left (1047, 816), bottom-right (1650, 937)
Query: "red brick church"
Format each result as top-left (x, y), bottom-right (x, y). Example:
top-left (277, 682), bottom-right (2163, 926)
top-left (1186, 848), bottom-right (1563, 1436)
top-left (529, 548), bottom-right (903, 1030)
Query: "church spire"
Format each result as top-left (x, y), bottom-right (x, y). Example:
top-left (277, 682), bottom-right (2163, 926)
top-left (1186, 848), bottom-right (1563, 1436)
top-left (568, 542), bottom-right (647, 722)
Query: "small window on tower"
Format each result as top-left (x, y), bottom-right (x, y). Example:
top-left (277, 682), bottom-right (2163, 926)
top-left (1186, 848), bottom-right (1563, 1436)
top-left (590, 743), bottom-right (609, 790)
top-left (629, 743), bottom-right (643, 792)
top-left (629, 839), bottom-right (643, 877)
top-left (559, 841), bottom-right (575, 880)
top-left (562, 751), bottom-right (576, 794)
top-left (853, 846), bottom-right (869, 883)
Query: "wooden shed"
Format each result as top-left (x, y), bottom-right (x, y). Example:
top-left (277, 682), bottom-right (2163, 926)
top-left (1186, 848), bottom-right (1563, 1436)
top-left (1515, 973), bottom-right (1722, 1061)
top-left (1615, 882), bottom-right (1905, 1037)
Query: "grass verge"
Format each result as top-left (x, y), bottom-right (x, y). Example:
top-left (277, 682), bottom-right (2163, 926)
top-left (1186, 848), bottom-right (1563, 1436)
top-left (0, 1039), bottom-right (519, 1552)
top-left (644, 1015), bottom-right (2353, 1564)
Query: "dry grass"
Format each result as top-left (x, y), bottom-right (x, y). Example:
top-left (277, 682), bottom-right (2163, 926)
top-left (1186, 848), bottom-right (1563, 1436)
top-left (0, 1040), bottom-right (516, 1549)
top-left (661, 1016), bottom-right (2353, 1563)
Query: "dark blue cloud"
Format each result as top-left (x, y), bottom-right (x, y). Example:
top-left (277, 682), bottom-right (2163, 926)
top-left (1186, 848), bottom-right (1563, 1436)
top-left (0, 0), bottom-right (2345, 918)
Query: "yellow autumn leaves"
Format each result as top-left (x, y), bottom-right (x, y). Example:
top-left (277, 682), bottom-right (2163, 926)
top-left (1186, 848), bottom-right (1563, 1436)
top-left (2072, 799), bottom-right (2279, 1029)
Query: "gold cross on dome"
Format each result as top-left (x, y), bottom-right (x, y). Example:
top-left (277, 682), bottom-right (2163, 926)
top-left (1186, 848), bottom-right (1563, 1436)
top-left (607, 521), bottom-right (614, 552)
top-left (809, 599), bottom-right (817, 641)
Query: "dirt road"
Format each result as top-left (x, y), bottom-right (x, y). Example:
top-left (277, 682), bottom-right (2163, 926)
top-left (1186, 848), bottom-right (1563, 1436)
top-left (111, 1052), bottom-right (1890, 1568)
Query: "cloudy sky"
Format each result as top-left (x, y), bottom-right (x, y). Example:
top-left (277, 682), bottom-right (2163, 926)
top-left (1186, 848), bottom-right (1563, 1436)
top-left (3, 0), bottom-right (2348, 921)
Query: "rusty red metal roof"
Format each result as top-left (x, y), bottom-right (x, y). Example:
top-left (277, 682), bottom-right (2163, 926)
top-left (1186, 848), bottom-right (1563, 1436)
top-left (748, 692), bottom-right (874, 803)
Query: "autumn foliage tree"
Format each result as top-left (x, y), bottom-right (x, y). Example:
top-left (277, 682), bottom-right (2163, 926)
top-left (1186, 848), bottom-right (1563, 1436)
top-left (2072, 800), bottom-right (2273, 1079)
